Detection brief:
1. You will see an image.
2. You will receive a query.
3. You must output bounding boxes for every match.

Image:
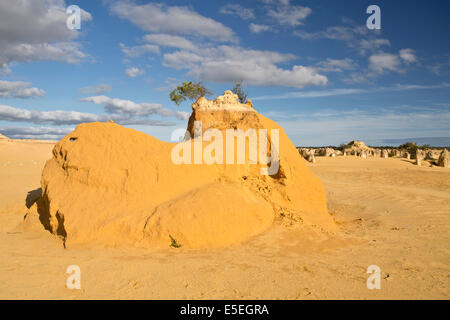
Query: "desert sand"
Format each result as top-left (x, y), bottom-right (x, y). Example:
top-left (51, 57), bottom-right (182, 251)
top-left (1, 139), bottom-right (449, 299)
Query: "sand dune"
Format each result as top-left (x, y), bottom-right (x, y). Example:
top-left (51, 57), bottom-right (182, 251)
top-left (0, 137), bottom-right (448, 299)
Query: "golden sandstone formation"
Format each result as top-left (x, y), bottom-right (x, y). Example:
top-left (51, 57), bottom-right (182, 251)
top-left (26, 91), bottom-right (335, 249)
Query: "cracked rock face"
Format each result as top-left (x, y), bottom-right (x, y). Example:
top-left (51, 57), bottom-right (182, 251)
top-left (27, 91), bottom-right (335, 249)
top-left (193, 90), bottom-right (254, 112)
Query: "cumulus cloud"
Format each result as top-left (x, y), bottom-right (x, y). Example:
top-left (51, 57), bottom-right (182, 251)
top-left (359, 39), bottom-right (391, 55)
top-left (341, 48), bottom-right (419, 82)
top-left (260, 0), bottom-right (291, 5)
top-left (125, 67), bottom-right (146, 78)
top-left (79, 84), bottom-right (112, 95)
top-left (0, 126), bottom-right (72, 140)
top-left (249, 23), bottom-right (272, 34)
top-left (163, 45), bottom-right (327, 88)
top-left (143, 34), bottom-right (196, 51)
top-left (294, 24), bottom-right (390, 55)
top-left (0, 104), bottom-right (103, 125)
top-left (316, 58), bottom-right (357, 73)
top-left (369, 52), bottom-right (402, 73)
top-left (369, 49), bottom-right (419, 74)
top-left (219, 4), bottom-right (255, 20)
top-left (399, 48), bottom-right (417, 63)
top-left (0, 80), bottom-right (46, 98)
top-left (111, 1), bottom-right (236, 42)
top-left (0, 104), bottom-right (179, 127)
top-left (267, 5), bottom-right (312, 26)
top-left (253, 83), bottom-right (450, 100)
top-left (0, 0), bottom-right (92, 72)
top-left (80, 95), bottom-right (190, 120)
top-left (79, 95), bottom-right (162, 116)
top-left (120, 43), bottom-right (160, 57)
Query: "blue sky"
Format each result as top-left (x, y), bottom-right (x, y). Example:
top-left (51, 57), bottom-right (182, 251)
top-left (0, 0), bottom-right (449, 146)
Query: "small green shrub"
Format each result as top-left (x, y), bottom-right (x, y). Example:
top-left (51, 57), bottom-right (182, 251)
top-left (169, 234), bottom-right (182, 248)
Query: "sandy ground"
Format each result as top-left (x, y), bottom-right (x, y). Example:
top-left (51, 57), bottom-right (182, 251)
top-left (0, 139), bottom-right (448, 299)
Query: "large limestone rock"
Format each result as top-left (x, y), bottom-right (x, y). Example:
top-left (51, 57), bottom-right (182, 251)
top-left (348, 140), bottom-right (366, 149)
top-left (28, 91), bottom-right (335, 249)
top-left (425, 149), bottom-right (441, 161)
top-left (438, 149), bottom-right (449, 168)
top-left (298, 148), bottom-right (316, 163)
top-left (374, 149), bottom-right (381, 157)
top-left (416, 150), bottom-right (424, 166)
top-left (307, 151), bottom-right (316, 164)
top-left (318, 147), bottom-right (335, 157)
top-left (382, 149), bottom-right (389, 158)
top-left (344, 140), bottom-right (374, 156)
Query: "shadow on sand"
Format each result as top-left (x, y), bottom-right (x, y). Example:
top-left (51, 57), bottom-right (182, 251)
top-left (24, 187), bottom-right (67, 247)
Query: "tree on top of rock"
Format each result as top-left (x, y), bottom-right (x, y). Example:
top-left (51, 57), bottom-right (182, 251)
top-left (169, 81), bottom-right (212, 106)
top-left (232, 81), bottom-right (248, 104)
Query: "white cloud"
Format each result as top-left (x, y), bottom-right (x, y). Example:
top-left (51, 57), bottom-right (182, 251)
top-left (80, 95), bottom-right (189, 120)
top-left (267, 5), bottom-right (311, 26)
top-left (399, 48), bottom-right (417, 63)
top-left (155, 77), bottom-right (181, 92)
top-left (295, 25), bottom-right (366, 41)
top-left (369, 52), bottom-right (402, 74)
top-left (294, 24), bottom-right (390, 55)
top-left (0, 80), bottom-right (46, 98)
top-left (254, 88), bottom-right (364, 100)
top-left (125, 67), bottom-right (146, 78)
top-left (0, 104), bottom-right (103, 125)
top-left (79, 95), bottom-right (162, 117)
top-left (163, 45), bottom-right (327, 88)
top-left (111, 1), bottom-right (236, 42)
top-left (317, 58), bottom-right (357, 72)
top-left (342, 49), bottom-right (418, 81)
top-left (249, 23), bottom-right (271, 34)
top-left (260, 0), bottom-right (291, 5)
top-left (1, 42), bottom-right (89, 66)
top-left (0, 126), bottom-right (72, 140)
top-left (120, 43), bottom-right (160, 57)
top-left (359, 39), bottom-right (391, 55)
top-left (219, 4), bottom-right (255, 20)
top-left (0, 63), bottom-right (11, 76)
top-left (0, 0), bottom-right (92, 71)
top-left (79, 84), bottom-right (112, 95)
top-left (143, 34), bottom-right (196, 51)
top-left (343, 72), bottom-right (370, 84)
top-left (0, 104), bottom-right (179, 126)
top-left (254, 82), bottom-right (450, 100)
